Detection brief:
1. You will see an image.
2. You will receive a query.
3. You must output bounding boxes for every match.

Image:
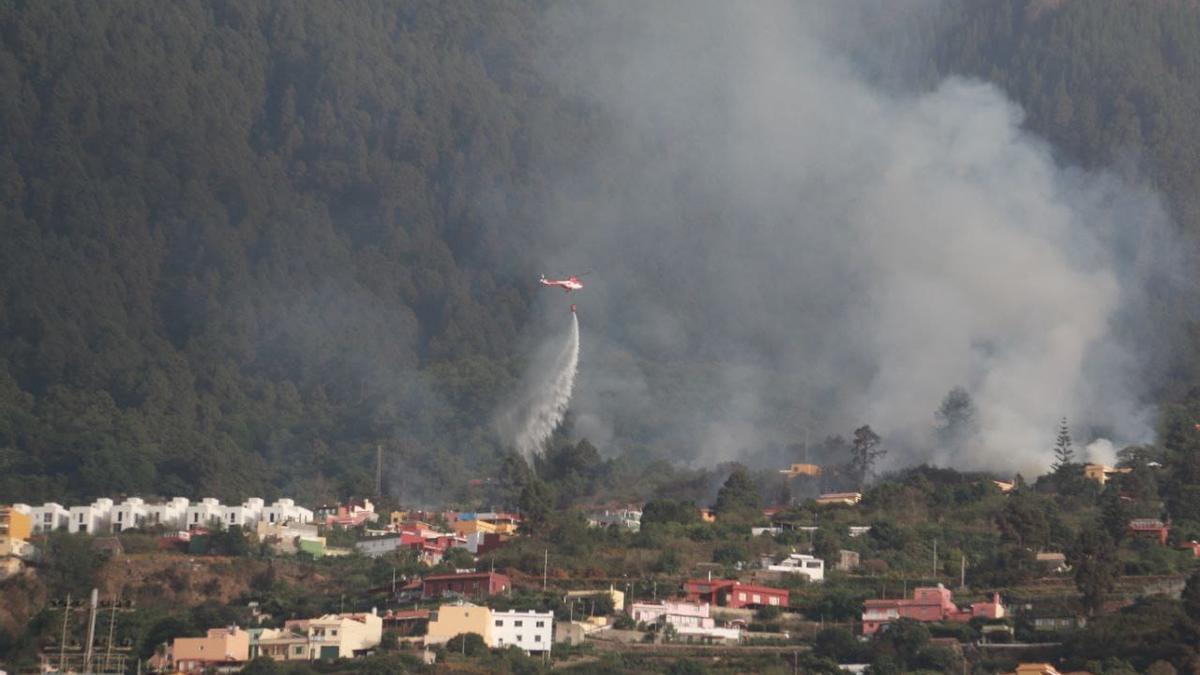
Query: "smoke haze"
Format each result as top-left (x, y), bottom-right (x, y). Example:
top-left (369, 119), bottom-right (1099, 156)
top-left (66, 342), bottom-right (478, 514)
top-left (517, 1), bottom-right (1181, 475)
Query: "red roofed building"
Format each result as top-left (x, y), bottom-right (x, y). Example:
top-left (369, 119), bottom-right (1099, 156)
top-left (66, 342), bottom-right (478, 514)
top-left (1128, 519), bottom-right (1169, 546)
top-left (421, 571), bottom-right (511, 599)
top-left (683, 578), bottom-right (789, 609)
top-left (862, 584), bottom-right (1004, 635)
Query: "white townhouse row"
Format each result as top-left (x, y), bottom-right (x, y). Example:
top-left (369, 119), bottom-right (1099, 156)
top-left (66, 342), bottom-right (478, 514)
top-left (16, 497), bottom-right (312, 535)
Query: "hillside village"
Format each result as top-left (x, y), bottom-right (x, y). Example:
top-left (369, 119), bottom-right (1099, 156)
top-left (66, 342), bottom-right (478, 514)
top-left (5, 446), bottom-right (1200, 674)
top-left (9, 1), bottom-right (1200, 674)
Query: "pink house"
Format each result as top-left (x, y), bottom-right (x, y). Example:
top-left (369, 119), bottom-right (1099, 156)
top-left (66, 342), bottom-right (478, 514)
top-left (862, 584), bottom-right (1004, 635)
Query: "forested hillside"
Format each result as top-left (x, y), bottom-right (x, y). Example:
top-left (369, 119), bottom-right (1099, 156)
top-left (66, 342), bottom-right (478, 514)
top-left (0, 1), bottom-right (578, 503)
top-left (2, 0), bottom-right (1200, 506)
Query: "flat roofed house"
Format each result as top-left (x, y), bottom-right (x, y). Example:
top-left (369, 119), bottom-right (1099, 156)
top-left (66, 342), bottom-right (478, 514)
top-left (0, 506), bottom-right (32, 540)
top-left (779, 463), bottom-right (822, 478)
top-left (28, 502), bottom-right (69, 533)
top-left (171, 626), bottom-right (250, 673)
top-left (111, 498), bottom-right (147, 532)
top-left (421, 571), bottom-right (511, 599)
top-left (425, 602), bottom-right (493, 646)
top-left (766, 553), bottom-right (825, 582)
top-left (68, 499), bottom-right (113, 534)
top-left (491, 609), bottom-right (553, 653)
top-left (815, 492), bottom-right (862, 506)
top-left (185, 498), bottom-right (224, 530)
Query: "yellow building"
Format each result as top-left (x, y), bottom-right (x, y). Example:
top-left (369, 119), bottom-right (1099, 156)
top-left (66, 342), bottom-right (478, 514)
top-left (452, 519), bottom-right (497, 536)
top-left (425, 603), bottom-right (493, 646)
top-left (0, 506), bottom-right (33, 541)
top-left (1014, 664), bottom-right (1063, 675)
top-left (565, 584), bottom-right (625, 612)
top-left (478, 513), bottom-right (521, 535)
top-left (779, 463), bottom-right (822, 479)
top-left (1083, 464), bottom-right (1132, 486)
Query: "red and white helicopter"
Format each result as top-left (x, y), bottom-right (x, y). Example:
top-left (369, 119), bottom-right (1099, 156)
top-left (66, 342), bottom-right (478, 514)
top-left (539, 273), bottom-right (585, 312)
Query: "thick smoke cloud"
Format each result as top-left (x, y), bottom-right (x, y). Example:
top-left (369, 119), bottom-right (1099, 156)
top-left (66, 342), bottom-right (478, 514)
top-left (521, 1), bottom-right (1178, 475)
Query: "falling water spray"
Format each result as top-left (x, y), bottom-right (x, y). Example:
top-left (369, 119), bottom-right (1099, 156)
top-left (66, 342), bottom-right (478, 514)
top-left (500, 312), bottom-right (581, 458)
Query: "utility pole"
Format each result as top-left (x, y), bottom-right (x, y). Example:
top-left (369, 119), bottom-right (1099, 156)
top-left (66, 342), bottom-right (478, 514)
top-left (960, 554), bottom-right (966, 588)
top-left (542, 549), bottom-right (548, 591)
top-left (59, 593), bottom-right (71, 672)
top-left (376, 444), bottom-right (383, 498)
top-left (84, 588), bottom-right (99, 674)
top-left (104, 596), bottom-right (119, 672)
top-left (932, 539), bottom-right (938, 579)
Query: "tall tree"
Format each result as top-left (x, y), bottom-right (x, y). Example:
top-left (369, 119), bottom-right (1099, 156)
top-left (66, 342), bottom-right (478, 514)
top-left (1070, 528), bottom-right (1119, 617)
top-left (714, 464), bottom-right (761, 521)
top-left (1052, 417), bottom-right (1076, 471)
top-left (934, 386), bottom-right (979, 457)
top-left (848, 425), bottom-right (884, 491)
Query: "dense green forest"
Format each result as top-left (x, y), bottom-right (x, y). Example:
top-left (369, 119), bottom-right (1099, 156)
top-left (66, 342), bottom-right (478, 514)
top-left (2, 0), bottom-right (1200, 506)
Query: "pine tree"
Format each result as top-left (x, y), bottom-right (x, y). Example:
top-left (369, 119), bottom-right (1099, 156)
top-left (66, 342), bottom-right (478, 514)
top-left (1052, 417), bottom-right (1075, 471)
top-left (849, 425), bottom-right (885, 491)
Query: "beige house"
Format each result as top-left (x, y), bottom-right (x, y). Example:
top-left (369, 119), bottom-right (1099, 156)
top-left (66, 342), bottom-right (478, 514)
top-left (170, 627), bottom-right (250, 673)
top-left (425, 602), bottom-right (493, 646)
top-left (257, 611), bottom-right (382, 661)
top-left (815, 492), bottom-right (862, 506)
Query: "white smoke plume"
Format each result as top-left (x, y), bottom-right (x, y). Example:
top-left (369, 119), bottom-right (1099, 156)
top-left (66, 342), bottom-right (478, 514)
top-left (1084, 438), bottom-right (1118, 467)
top-left (497, 312), bottom-right (580, 459)
top-left (518, 1), bottom-right (1183, 475)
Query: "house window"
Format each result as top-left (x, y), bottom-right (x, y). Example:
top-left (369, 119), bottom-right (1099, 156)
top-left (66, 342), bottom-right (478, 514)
top-left (44, 513), bottom-right (52, 523)
top-left (514, 620), bottom-right (523, 627)
top-left (295, 646), bottom-right (304, 655)
top-left (535, 635), bottom-right (542, 642)
top-left (79, 513), bottom-right (85, 522)
top-left (331, 630), bottom-right (337, 636)
top-left (536, 621), bottom-right (544, 628)
top-left (516, 635), bottom-right (522, 642)
top-left (495, 620), bottom-right (503, 627)
top-left (194, 513), bottom-right (199, 523)
top-left (807, 562), bottom-right (820, 569)
top-left (117, 512), bottom-right (124, 522)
